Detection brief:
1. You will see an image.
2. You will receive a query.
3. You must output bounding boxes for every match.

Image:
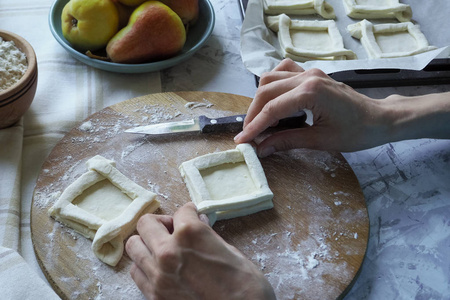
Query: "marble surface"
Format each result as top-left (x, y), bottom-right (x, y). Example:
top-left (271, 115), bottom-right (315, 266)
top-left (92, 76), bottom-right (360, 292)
top-left (162, 1), bottom-right (450, 298)
top-left (1, 0), bottom-right (449, 299)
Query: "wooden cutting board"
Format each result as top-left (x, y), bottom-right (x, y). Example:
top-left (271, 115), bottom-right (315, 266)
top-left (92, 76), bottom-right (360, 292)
top-left (31, 91), bottom-right (369, 300)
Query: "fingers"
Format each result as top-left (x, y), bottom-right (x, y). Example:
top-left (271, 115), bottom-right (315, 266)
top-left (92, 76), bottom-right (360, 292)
top-left (198, 213), bottom-right (210, 225)
top-left (255, 128), bottom-right (318, 157)
top-left (173, 202), bottom-right (210, 232)
top-left (136, 214), bottom-right (173, 252)
top-left (272, 58), bottom-right (304, 72)
top-left (126, 234), bottom-right (155, 278)
top-left (243, 60), bottom-right (305, 129)
top-left (129, 263), bottom-right (152, 294)
top-left (236, 86), bottom-right (307, 144)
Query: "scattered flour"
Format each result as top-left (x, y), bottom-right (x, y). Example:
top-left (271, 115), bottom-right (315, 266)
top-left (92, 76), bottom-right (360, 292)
top-left (0, 37), bottom-right (28, 91)
top-left (79, 120), bottom-right (94, 132)
top-left (184, 98), bottom-right (214, 109)
top-left (33, 103), bottom-right (365, 300)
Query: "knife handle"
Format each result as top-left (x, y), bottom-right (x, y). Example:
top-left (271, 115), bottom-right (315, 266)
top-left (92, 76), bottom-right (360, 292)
top-left (199, 111), bottom-right (307, 133)
top-left (199, 114), bottom-right (246, 133)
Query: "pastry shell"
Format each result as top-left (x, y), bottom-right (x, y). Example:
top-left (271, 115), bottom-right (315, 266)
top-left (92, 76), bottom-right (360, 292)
top-left (179, 144), bottom-right (274, 225)
top-left (343, 0), bottom-right (412, 22)
top-left (48, 155), bottom-right (160, 266)
top-left (348, 19), bottom-right (437, 59)
top-left (267, 14), bottom-right (356, 62)
top-left (264, 0), bottom-right (335, 19)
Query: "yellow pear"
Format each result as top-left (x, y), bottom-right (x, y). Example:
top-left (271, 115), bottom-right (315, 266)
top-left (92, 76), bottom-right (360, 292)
top-left (116, 0), bottom-right (147, 7)
top-left (106, 1), bottom-right (186, 64)
top-left (61, 0), bottom-right (119, 52)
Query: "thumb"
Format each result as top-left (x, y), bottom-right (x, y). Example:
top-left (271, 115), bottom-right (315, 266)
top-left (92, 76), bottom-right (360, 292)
top-left (256, 127), bottom-right (324, 157)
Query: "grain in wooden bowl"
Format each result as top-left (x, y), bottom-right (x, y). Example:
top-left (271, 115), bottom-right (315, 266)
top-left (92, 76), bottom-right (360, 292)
top-left (0, 30), bottom-right (38, 129)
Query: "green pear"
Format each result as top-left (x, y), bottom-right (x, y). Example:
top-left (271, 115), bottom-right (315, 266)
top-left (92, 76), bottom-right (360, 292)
top-left (106, 1), bottom-right (186, 64)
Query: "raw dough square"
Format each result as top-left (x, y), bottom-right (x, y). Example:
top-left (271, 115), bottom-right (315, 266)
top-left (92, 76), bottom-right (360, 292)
top-left (179, 144), bottom-right (274, 225)
top-left (264, 0), bottom-right (335, 19)
top-left (348, 20), bottom-right (436, 59)
top-left (48, 155), bottom-right (160, 266)
top-left (267, 14), bottom-right (356, 62)
top-left (343, 0), bottom-right (412, 22)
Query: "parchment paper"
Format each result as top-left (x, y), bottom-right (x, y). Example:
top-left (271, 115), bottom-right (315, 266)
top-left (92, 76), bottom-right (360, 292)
top-left (240, 0), bottom-right (450, 75)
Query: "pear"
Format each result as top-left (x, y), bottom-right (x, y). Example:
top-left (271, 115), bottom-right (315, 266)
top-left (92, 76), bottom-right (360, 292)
top-left (106, 1), bottom-right (186, 64)
top-left (61, 0), bottom-right (119, 52)
top-left (117, 0), bottom-right (146, 6)
top-left (160, 0), bottom-right (199, 26)
top-left (114, 1), bottom-right (136, 29)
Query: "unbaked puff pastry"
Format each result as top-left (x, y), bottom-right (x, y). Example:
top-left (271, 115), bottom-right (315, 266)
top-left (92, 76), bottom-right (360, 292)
top-left (179, 144), bottom-right (274, 226)
top-left (48, 155), bottom-right (160, 266)
top-left (266, 14), bottom-right (357, 62)
top-left (264, 0), bottom-right (335, 19)
top-left (343, 0), bottom-right (412, 22)
top-left (348, 19), bottom-right (436, 59)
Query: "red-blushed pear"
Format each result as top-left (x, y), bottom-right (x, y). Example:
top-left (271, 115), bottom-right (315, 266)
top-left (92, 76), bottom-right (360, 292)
top-left (160, 0), bottom-right (199, 26)
top-left (106, 1), bottom-right (186, 63)
top-left (61, 0), bottom-right (119, 52)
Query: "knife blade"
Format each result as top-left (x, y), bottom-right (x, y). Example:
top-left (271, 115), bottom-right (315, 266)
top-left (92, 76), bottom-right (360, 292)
top-left (125, 111), bottom-right (307, 135)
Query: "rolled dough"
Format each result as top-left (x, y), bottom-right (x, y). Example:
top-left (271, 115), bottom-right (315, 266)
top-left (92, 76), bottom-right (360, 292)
top-left (179, 144), bottom-right (274, 226)
top-left (48, 155), bottom-right (160, 266)
top-left (343, 0), bottom-right (412, 22)
top-left (264, 0), bottom-right (335, 19)
top-left (348, 19), bottom-right (436, 59)
top-left (267, 14), bottom-right (357, 62)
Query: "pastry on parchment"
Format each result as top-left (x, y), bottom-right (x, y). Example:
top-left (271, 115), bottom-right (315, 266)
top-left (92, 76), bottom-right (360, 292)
top-left (348, 19), bottom-right (436, 59)
top-left (264, 0), bottom-right (335, 19)
top-left (266, 14), bottom-right (357, 62)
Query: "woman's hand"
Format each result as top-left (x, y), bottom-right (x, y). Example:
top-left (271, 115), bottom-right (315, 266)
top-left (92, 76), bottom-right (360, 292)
top-left (234, 58), bottom-right (390, 155)
top-left (126, 203), bottom-right (275, 300)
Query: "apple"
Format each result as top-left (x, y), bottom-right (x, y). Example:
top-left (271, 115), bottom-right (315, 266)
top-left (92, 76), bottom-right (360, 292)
top-left (106, 1), bottom-right (186, 63)
top-left (61, 0), bottom-right (120, 52)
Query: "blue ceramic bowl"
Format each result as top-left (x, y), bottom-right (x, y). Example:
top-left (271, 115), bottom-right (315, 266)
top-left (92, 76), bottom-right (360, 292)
top-left (49, 0), bottom-right (215, 73)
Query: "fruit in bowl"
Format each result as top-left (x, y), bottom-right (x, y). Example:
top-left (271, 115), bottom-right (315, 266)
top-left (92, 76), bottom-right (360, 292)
top-left (61, 0), bottom-right (120, 52)
top-left (60, 0), bottom-right (198, 64)
top-left (115, 0), bottom-right (199, 26)
top-left (106, 1), bottom-right (186, 63)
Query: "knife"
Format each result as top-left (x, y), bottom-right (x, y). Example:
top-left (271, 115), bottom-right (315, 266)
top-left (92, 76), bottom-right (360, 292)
top-left (125, 111), bottom-right (307, 135)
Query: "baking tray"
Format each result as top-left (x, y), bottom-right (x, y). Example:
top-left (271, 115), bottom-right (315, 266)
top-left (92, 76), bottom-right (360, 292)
top-left (238, 0), bottom-right (450, 88)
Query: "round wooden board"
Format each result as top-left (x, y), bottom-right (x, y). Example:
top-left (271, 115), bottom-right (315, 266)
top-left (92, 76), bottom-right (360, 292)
top-left (31, 91), bottom-right (369, 300)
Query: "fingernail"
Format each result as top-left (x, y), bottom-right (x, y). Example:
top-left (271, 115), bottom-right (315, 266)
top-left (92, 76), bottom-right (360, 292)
top-left (199, 214), bottom-right (210, 225)
top-left (234, 131), bottom-right (243, 141)
top-left (258, 146), bottom-right (275, 158)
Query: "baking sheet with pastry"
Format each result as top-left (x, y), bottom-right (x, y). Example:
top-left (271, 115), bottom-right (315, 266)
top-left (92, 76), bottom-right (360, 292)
top-left (241, 0), bottom-right (450, 75)
top-left (31, 92), bottom-right (369, 300)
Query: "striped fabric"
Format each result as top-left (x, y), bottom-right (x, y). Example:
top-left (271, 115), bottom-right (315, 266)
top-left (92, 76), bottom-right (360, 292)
top-left (0, 247), bottom-right (60, 299)
top-left (1, 0), bottom-right (162, 297)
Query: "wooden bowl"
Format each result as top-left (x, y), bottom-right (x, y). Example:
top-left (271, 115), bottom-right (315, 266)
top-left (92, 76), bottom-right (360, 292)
top-left (0, 30), bottom-right (38, 129)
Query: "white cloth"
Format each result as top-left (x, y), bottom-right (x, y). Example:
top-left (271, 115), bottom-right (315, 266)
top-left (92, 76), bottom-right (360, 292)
top-left (1, 0), bottom-right (161, 297)
top-left (0, 247), bottom-right (60, 300)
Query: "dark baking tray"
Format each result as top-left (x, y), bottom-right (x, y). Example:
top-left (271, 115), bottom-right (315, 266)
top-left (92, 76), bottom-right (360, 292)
top-left (238, 0), bottom-right (450, 88)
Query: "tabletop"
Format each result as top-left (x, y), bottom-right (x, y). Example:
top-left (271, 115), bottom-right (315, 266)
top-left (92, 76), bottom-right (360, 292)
top-left (0, 0), bottom-right (449, 299)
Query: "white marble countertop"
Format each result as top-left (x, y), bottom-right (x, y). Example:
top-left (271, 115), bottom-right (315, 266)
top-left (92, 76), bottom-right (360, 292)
top-left (1, 0), bottom-right (449, 299)
top-left (160, 1), bottom-right (450, 298)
